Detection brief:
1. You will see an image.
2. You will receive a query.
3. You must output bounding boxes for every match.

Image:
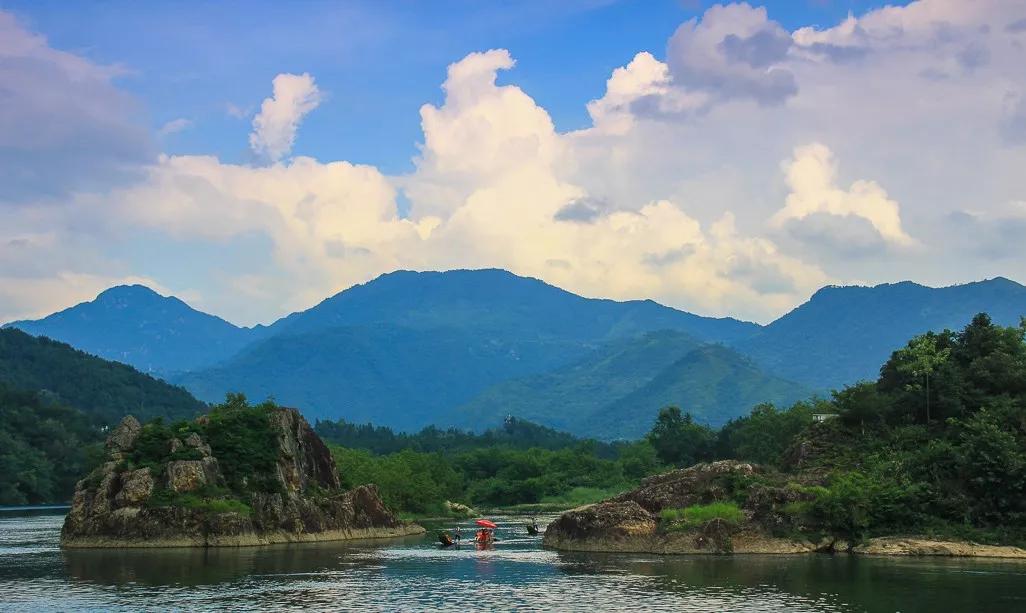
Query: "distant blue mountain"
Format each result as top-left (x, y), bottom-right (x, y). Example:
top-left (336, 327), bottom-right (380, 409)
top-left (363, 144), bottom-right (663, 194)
top-left (5, 285), bottom-right (251, 375)
top-left (12, 270), bottom-right (1026, 438)
top-left (734, 277), bottom-right (1026, 391)
top-left (263, 269), bottom-right (759, 343)
top-left (174, 269), bottom-right (760, 431)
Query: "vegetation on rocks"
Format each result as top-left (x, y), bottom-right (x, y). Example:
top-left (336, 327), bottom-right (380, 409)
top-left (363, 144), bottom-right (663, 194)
top-left (548, 314), bottom-right (1026, 551)
top-left (62, 395), bottom-right (417, 547)
top-left (660, 502), bottom-right (745, 530)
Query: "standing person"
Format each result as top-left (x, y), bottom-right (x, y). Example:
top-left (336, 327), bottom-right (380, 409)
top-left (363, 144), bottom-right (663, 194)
top-left (454, 525), bottom-right (462, 546)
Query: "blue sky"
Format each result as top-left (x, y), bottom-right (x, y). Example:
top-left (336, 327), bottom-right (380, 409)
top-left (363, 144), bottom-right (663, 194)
top-left (2, 1), bottom-right (1023, 326)
top-left (4, 0), bottom-right (910, 173)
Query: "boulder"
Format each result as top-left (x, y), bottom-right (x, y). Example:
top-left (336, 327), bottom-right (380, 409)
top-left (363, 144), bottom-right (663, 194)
top-left (546, 501), bottom-right (657, 542)
top-left (184, 432), bottom-right (212, 456)
top-left (106, 416), bottom-right (141, 452)
top-left (166, 460), bottom-right (208, 493)
top-left (613, 460), bottom-right (756, 512)
top-left (115, 468), bottom-right (154, 506)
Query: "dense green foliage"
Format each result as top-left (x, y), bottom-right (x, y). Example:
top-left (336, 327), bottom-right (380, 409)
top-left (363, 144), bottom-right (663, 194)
top-left (716, 400), bottom-right (823, 464)
top-left (316, 416), bottom-right (619, 457)
top-left (0, 384), bottom-right (104, 504)
top-left (604, 314), bottom-right (1026, 545)
top-left (319, 416), bottom-right (665, 515)
top-left (328, 433), bottom-right (660, 513)
top-left (646, 406), bottom-right (716, 467)
top-left (0, 328), bottom-right (205, 426)
top-left (754, 314), bottom-right (1026, 543)
top-left (127, 394), bottom-right (284, 512)
top-left (202, 394), bottom-right (282, 493)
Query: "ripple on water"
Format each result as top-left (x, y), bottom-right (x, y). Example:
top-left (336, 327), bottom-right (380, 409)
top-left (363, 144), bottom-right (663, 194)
top-left (2, 509), bottom-right (1026, 612)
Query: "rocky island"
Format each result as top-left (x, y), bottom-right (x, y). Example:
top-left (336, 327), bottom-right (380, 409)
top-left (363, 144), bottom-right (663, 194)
top-left (544, 460), bottom-right (1026, 559)
top-left (62, 397), bottom-right (424, 547)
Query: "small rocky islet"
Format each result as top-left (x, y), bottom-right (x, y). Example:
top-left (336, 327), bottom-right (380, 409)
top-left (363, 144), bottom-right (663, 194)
top-left (543, 460), bottom-right (1026, 559)
top-left (61, 405), bottom-right (423, 548)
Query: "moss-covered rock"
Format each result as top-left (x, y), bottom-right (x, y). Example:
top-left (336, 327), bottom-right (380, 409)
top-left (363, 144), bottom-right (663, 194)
top-left (62, 407), bottom-right (424, 548)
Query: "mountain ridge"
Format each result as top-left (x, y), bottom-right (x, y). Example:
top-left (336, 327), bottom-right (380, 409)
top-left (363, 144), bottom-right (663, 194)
top-left (736, 276), bottom-right (1026, 390)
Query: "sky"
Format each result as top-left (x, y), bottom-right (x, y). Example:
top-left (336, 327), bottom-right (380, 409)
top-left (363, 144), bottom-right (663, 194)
top-left (2, 0), bottom-right (1025, 326)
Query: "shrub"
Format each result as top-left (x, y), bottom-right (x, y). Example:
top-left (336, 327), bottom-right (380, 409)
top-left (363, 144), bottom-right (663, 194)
top-left (203, 395), bottom-right (282, 494)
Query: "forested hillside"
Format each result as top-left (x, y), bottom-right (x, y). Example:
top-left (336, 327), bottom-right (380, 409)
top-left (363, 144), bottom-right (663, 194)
top-left (0, 328), bottom-right (205, 426)
top-left (454, 332), bottom-right (808, 438)
top-left (0, 384), bottom-right (102, 505)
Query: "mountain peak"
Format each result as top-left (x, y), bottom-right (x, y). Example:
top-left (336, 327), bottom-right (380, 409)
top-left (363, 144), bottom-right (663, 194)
top-left (95, 284), bottom-right (167, 304)
top-left (10, 284), bottom-right (249, 374)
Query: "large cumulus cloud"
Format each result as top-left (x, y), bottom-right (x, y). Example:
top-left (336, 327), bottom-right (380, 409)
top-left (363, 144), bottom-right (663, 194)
top-left (4, 1), bottom-right (1026, 326)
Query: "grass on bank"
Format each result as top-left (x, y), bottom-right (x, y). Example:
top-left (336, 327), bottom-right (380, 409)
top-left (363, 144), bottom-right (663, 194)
top-left (660, 501), bottom-right (744, 530)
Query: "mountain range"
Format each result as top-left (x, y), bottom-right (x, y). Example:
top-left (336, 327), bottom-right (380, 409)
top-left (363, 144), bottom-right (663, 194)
top-left (6, 269), bottom-right (1026, 438)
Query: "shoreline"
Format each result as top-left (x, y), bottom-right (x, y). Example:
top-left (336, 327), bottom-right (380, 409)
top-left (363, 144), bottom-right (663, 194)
top-left (543, 532), bottom-right (1026, 560)
top-left (61, 523), bottom-right (426, 549)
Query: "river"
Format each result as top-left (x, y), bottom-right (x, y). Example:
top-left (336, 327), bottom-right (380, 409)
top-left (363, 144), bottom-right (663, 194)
top-left (2, 507), bottom-right (1025, 612)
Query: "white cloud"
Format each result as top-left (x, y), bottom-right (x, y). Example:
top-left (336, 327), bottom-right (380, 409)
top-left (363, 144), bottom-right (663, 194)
top-left (0, 272), bottom-right (170, 323)
top-left (157, 118), bottom-right (192, 137)
top-left (7, 1), bottom-right (1026, 326)
top-left (0, 10), bottom-right (153, 201)
top-left (772, 143), bottom-right (915, 247)
top-left (666, 3), bottom-right (796, 107)
top-left (249, 73), bottom-right (322, 162)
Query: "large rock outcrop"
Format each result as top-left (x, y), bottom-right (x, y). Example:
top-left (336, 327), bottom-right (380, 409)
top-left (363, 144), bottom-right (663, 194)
top-left (544, 460), bottom-right (1026, 558)
top-left (62, 408), bottom-right (424, 548)
top-left (544, 460), bottom-right (825, 554)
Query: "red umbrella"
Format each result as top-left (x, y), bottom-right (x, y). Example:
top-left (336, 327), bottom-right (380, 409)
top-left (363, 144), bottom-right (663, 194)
top-left (475, 519), bottom-right (497, 529)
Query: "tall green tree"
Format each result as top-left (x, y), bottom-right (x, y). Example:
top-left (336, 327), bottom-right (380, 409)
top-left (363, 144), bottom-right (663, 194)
top-left (646, 406), bottom-right (715, 467)
top-left (893, 333), bottom-right (951, 423)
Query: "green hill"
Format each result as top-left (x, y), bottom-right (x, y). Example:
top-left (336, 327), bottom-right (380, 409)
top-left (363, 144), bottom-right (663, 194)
top-left (453, 332), bottom-right (808, 439)
top-left (0, 328), bottom-right (206, 426)
top-left (0, 383), bottom-right (101, 505)
top-left (583, 344), bottom-right (809, 439)
top-left (452, 331), bottom-right (702, 430)
top-left (0, 328), bottom-right (207, 504)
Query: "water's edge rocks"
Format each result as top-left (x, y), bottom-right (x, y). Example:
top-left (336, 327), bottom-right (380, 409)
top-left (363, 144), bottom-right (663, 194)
top-left (62, 410), bottom-right (424, 548)
top-left (543, 460), bottom-right (1026, 559)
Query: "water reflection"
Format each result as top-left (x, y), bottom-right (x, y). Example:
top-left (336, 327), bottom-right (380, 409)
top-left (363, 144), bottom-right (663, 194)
top-left (3, 509), bottom-right (1026, 612)
top-left (62, 535), bottom-right (425, 586)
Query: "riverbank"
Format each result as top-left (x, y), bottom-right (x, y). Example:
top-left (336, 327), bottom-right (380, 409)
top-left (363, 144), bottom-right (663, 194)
top-left (62, 523), bottom-right (426, 548)
top-left (542, 460), bottom-right (1026, 560)
top-left (543, 522), bottom-right (1026, 559)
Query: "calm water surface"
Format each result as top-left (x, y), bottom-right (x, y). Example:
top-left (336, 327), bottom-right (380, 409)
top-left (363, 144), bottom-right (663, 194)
top-left (2, 507), bottom-right (1026, 612)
